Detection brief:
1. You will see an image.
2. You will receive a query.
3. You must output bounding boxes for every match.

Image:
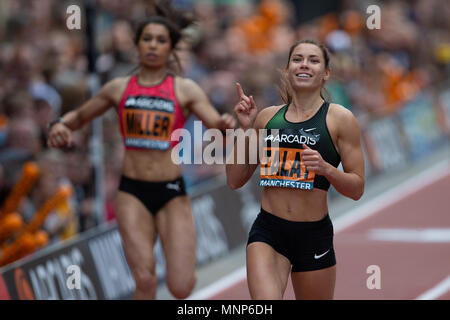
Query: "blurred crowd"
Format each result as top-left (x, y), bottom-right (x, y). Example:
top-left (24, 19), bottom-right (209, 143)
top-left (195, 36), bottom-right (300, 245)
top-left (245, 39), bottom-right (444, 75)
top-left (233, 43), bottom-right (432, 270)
top-left (0, 0), bottom-right (449, 250)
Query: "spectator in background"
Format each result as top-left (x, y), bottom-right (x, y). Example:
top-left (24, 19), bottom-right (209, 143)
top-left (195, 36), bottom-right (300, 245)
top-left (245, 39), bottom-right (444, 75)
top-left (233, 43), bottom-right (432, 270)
top-left (0, 118), bottom-right (41, 186)
top-left (0, 164), bottom-right (7, 206)
top-left (234, 0), bottom-right (289, 54)
top-left (2, 91), bottom-right (36, 120)
top-left (28, 149), bottom-right (77, 243)
top-left (64, 148), bottom-right (96, 232)
top-left (33, 98), bottom-right (58, 148)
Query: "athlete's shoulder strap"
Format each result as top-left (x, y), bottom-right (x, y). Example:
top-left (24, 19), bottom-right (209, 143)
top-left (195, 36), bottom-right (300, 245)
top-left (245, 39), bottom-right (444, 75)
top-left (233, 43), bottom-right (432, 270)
top-left (265, 104), bottom-right (289, 128)
top-left (318, 101), bottom-right (330, 119)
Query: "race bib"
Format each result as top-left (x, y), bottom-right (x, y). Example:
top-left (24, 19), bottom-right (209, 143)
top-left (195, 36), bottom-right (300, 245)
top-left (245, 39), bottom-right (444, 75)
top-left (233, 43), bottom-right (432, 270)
top-left (122, 96), bottom-right (175, 150)
top-left (259, 147), bottom-right (315, 190)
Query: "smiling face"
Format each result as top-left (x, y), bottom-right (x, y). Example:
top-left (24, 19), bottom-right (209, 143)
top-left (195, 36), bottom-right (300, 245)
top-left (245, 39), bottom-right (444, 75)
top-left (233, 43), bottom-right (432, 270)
top-left (286, 43), bottom-right (330, 92)
top-left (137, 23), bottom-right (172, 68)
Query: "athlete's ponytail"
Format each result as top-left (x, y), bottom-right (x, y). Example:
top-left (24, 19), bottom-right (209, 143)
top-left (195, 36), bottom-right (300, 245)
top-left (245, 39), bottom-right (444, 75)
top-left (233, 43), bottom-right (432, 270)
top-left (277, 39), bottom-right (332, 104)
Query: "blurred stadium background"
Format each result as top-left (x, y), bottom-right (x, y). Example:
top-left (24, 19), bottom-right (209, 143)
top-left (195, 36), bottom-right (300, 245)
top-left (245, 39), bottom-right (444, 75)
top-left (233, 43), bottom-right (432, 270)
top-left (0, 0), bottom-right (448, 300)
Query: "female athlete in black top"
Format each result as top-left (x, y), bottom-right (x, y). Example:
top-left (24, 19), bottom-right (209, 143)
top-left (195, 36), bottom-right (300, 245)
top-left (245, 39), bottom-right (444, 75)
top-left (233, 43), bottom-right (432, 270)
top-left (226, 39), bottom-right (365, 299)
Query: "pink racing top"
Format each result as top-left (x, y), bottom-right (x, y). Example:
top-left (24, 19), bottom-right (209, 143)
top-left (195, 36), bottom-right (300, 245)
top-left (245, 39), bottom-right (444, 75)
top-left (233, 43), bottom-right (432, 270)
top-left (117, 73), bottom-right (186, 150)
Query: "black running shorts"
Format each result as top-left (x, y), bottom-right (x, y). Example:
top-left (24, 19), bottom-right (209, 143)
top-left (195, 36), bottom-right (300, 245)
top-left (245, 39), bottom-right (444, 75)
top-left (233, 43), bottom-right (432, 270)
top-left (118, 175), bottom-right (187, 215)
top-left (247, 208), bottom-right (336, 272)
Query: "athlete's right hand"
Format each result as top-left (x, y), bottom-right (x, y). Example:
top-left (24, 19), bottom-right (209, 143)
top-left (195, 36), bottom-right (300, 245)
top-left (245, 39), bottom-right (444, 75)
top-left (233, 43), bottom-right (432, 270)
top-left (47, 122), bottom-right (72, 149)
top-left (234, 83), bottom-right (257, 130)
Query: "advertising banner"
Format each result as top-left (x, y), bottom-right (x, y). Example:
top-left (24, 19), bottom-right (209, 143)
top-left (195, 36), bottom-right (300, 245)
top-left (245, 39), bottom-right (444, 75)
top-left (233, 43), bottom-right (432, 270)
top-left (363, 115), bottom-right (409, 173)
top-left (439, 89), bottom-right (450, 134)
top-left (0, 239), bottom-right (103, 300)
top-left (0, 274), bottom-right (10, 300)
top-left (398, 93), bottom-right (443, 161)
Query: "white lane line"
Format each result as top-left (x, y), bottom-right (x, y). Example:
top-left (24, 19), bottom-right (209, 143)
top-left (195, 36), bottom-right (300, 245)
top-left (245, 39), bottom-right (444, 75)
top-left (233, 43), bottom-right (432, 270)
top-left (189, 160), bottom-right (450, 300)
top-left (368, 228), bottom-right (450, 243)
top-left (416, 276), bottom-right (450, 300)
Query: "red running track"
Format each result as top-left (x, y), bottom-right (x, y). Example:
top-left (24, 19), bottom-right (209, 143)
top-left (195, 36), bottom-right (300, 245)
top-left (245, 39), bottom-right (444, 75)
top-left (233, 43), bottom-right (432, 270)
top-left (207, 169), bottom-right (450, 300)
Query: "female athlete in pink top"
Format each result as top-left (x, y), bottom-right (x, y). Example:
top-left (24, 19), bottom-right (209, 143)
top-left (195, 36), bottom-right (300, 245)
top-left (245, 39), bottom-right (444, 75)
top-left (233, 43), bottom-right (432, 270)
top-left (48, 2), bottom-right (235, 300)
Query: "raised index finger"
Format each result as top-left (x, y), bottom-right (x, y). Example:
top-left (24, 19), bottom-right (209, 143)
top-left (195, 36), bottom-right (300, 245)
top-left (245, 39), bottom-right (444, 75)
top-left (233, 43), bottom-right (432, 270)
top-left (236, 82), bottom-right (246, 100)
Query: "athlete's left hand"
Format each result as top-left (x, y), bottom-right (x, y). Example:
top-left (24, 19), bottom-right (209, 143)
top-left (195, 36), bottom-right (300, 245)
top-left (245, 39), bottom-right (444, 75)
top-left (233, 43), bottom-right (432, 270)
top-left (302, 144), bottom-right (330, 176)
top-left (220, 113), bottom-right (236, 131)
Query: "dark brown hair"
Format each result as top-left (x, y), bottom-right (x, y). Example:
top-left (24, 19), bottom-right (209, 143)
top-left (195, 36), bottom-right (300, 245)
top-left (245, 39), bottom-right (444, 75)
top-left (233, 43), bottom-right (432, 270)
top-left (133, 0), bottom-right (195, 73)
top-left (278, 39), bottom-right (331, 104)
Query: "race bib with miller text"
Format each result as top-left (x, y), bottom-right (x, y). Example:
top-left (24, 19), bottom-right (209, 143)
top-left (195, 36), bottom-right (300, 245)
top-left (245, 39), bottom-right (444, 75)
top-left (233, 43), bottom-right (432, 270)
top-left (122, 95), bottom-right (175, 150)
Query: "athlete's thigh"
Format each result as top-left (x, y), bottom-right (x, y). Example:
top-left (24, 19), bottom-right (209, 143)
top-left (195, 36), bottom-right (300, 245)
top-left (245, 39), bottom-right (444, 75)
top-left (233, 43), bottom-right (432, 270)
top-left (246, 242), bottom-right (291, 299)
top-left (290, 265), bottom-right (336, 300)
top-left (115, 191), bottom-right (157, 272)
top-left (155, 195), bottom-right (196, 279)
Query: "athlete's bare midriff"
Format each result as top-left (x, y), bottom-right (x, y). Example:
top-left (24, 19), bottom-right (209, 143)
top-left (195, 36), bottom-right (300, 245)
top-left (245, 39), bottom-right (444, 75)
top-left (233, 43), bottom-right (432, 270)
top-left (261, 187), bottom-right (328, 222)
top-left (122, 148), bottom-right (182, 181)
top-left (113, 74), bottom-right (189, 182)
top-left (256, 103), bottom-right (341, 222)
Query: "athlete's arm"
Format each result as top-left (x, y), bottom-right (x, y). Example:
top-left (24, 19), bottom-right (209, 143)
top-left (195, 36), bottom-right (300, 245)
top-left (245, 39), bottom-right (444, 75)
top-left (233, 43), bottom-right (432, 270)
top-left (303, 104), bottom-right (365, 200)
top-left (226, 84), bottom-right (267, 190)
top-left (177, 78), bottom-right (235, 131)
top-left (61, 77), bottom-right (125, 130)
top-left (47, 77), bottom-right (126, 148)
